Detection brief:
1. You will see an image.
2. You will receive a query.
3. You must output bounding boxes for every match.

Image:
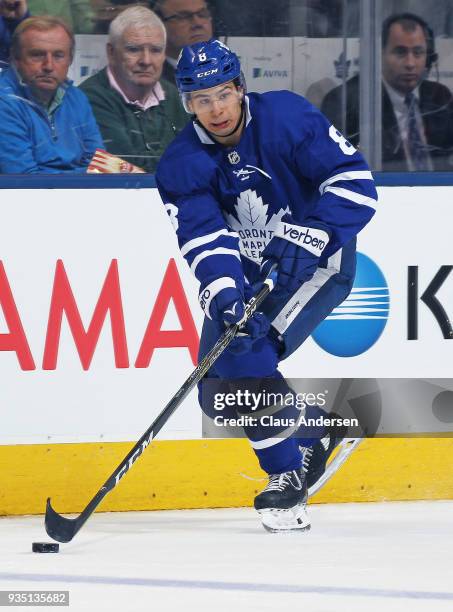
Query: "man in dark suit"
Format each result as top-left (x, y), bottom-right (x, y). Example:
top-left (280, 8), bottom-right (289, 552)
top-left (321, 13), bottom-right (453, 172)
top-left (151, 0), bottom-right (213, 85)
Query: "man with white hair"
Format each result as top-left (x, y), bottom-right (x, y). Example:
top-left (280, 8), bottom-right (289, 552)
top-left (80, 5), bottom-right (186, 173)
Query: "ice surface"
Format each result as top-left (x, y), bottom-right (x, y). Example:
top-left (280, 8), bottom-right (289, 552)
top-left (0, 501), bottom-right (452, 612)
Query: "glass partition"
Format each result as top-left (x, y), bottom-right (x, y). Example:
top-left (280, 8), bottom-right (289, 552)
top-left (0, 0), bottom-right (452, 174)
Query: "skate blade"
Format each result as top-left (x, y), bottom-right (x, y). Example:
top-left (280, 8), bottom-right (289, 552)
top-left (257, 504), bottom-right (311, 533)
top-left (308, 437), bottom-right (363, 497)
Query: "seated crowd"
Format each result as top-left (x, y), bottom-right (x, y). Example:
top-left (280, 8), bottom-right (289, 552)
top-left (0, 2), bottom-right (192, 173)
top-left (0, 0), bottom-right (452, 174)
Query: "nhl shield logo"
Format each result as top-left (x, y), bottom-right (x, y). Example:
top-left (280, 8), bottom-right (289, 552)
top-left (228, 151), bottom-right (240, 165)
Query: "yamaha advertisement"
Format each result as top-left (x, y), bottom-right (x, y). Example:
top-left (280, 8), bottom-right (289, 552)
top-left (0, 186), bottom-right (452, 444)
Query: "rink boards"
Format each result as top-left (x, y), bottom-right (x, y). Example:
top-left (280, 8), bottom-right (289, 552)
top-left (1, 185), bottom-right (453, 514)
top-left (2, 438), bottom-right (453, 515)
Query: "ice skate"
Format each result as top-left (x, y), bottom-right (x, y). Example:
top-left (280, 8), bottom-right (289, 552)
top-left (301, 420), bottom-right (362, 496)
top-left (254, 468), bottom-right (310, 533)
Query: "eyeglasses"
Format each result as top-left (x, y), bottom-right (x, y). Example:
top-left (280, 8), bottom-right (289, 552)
top-left (161, 8), bottom-right (212, 24)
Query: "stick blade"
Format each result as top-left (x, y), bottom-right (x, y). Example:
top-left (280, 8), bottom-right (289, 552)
top-left (45, 498), bottom-right (80, 543)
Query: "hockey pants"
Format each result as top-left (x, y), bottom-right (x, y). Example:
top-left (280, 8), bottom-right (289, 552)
top-left (198, 242), bottom-right (356, 474)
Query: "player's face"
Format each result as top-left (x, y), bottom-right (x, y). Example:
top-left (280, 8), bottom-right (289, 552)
top-left (108, 25), bottom-right (166, 93)
top-left (382, 23), bottom-right (428, 94)
top-left (189, 82), bottom-right (244, 141)
top-left (159, 0), bottom-right (213, 59)
top-left (14, 26), bottom-right (72, 103)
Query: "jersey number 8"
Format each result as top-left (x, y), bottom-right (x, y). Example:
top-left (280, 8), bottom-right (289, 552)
top-left (329, 125), bottom-right (356, 156)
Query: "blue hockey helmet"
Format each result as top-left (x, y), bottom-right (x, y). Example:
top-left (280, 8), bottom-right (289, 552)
top-left (176, 39), bottom-right (242, 95)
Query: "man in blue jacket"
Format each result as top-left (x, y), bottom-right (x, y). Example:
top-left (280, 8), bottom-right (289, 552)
top-left (0, 15), bottom-right (102, 174)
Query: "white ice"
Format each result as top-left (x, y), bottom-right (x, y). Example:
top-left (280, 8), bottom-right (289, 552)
top-left (1, 501), bottom-right (452, 612)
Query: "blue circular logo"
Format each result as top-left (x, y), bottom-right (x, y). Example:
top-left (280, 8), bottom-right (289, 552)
top-left (312, 252), bottom-right (389, 357)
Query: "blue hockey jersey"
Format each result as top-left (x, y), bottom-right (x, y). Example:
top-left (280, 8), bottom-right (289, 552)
top-left (156, 90), bottom-right (377, 296)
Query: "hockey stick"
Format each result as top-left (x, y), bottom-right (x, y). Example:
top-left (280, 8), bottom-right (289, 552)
top-left (45, 271), bottom-right (277, 543)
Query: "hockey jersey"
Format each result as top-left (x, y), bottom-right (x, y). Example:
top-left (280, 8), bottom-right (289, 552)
top-left (156, 90), bottom-right (377, 299)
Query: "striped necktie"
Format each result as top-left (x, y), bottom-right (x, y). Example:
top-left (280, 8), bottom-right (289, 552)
top-left (404, 92), bottom-right (430, 171)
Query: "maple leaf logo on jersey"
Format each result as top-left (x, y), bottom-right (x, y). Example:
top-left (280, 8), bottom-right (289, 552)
top-left (225, 189), bottom-right (289, 263)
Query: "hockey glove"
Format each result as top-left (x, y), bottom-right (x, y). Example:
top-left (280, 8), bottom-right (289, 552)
top-left (199, 279), bottom-right (270, 355)
top-left (227, 283), bottom-right (270, 355)
top-left (261, 214), bottom-right (330, 297)
top-left (199, 279), bottom-right (244, 323)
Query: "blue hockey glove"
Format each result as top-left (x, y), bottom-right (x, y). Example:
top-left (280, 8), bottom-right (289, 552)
top-left (199, 278), bottom-right (245, 323)
top-left (199, 279), bottom-right (270, 355)
top-left (227, 283), bottom-right (271, 355)
top-left (227, 311), bottom-right (270, 355)
top-left (261, 214), bottom-right (330, 297)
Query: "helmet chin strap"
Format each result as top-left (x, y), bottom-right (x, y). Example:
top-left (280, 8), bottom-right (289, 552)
top-left (195, 99), bottom-right (245, 142)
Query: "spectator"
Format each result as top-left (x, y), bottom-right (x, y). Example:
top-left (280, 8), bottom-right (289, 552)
top-left (321, 13), bottom-right (453, 172)
top-left (0, 16), bottom-right (103, 173)
top-left (27, 0), bottom-right (95, 34)
top-left (151, 0), bottom-right (213, 84)
top-left (0, 0), bottom-right (29, 69)
top-left (80, 5), bottom-right (186, 173)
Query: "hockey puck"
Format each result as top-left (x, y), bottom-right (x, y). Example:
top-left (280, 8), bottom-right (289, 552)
top-left (32, 542), bottom-right (59, 553)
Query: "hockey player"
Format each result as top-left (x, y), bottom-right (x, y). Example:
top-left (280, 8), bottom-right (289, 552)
top-left (156, 39), bottom-right (377, 532)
